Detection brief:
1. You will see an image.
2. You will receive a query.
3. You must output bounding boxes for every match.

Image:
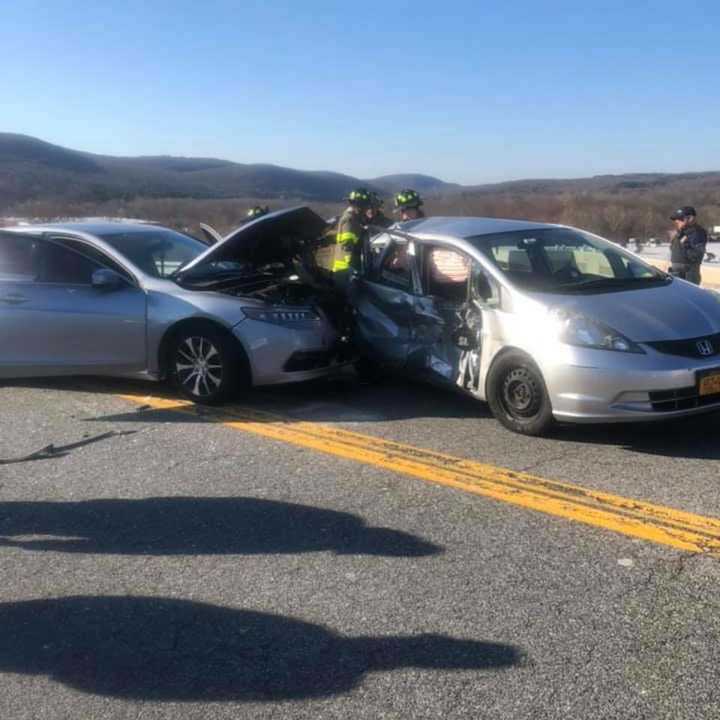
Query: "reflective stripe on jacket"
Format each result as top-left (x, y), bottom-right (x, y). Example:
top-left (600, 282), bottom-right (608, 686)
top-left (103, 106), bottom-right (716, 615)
top-left (333, 208), bottom-right (363, 272)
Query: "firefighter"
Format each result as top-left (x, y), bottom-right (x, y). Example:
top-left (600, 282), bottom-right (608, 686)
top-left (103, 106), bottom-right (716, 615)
top-left (394, 189), bottom-right (426, 221)
top-left (669, 206), bottom-right (708, 285)
top-left (333, 188), bottom-right (372, 284)
top-left (246, 205), bottom-right (270, 222)
top-left (366, 192), bottom-right (392, 230)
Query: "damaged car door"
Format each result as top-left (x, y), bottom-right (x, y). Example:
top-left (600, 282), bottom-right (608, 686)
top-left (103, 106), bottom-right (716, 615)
top-left (409, 242), bottom-right (499, 396)
top-left (350, 238), bottom-right (418, 368)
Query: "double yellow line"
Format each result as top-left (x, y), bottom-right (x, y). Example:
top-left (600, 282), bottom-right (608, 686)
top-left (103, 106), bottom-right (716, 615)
top-left (121, 394), bottom-right (720, 556)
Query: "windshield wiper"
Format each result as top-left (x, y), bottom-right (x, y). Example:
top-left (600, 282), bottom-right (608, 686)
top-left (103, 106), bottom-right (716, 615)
top-left (555, 276), bottom-right (669, 291)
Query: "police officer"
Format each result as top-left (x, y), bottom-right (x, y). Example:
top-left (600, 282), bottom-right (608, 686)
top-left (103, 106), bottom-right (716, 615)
top-left (246, 205), bottom-right (270, 222)
top-left (394, 189), bottom-right (426, 221)
top-left (333, 188), bottom-right (372, 285)
top-left (669, 206), bottom-right (707, 285)
top-left (365, 192), bottom-right (392, 230)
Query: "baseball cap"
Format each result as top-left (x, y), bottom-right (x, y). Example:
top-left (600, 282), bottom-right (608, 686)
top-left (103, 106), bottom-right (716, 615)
top-left (669, 206), bottom-right (697, 220)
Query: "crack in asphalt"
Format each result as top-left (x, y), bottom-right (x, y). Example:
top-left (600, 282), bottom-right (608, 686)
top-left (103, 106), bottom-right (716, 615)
top-left (517, 450), bottom-right (577, 474)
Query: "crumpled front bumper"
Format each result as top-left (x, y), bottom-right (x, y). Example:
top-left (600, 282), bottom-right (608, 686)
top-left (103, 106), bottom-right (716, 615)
top-left (232, 317), bottom-right (350, 387)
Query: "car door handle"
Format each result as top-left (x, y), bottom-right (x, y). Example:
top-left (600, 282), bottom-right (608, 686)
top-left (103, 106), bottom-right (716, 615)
top-left (0, 294), bottom-right (29, 305)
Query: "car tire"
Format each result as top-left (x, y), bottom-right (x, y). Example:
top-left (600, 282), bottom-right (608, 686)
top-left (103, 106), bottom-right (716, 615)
top-left (486, 351), bottom-right (555, 436)
top-left (170, 325), bottom-right (245, 405)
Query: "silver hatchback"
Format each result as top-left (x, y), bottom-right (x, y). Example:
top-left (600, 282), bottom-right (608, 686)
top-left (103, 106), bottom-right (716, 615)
top-left (353, 217), bottom-right (720, 434)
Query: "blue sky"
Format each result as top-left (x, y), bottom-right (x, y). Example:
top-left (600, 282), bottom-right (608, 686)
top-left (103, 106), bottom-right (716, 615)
top-left (3, 0), bottom-right (720, 184)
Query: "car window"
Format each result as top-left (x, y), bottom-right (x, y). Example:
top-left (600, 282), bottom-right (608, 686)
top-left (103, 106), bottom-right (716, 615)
top-left (616, 253), bottom-right (657, 278)
top-left (378, 242), bottom-right (413, 291)
top-left (97, 229), bottom-right (206, 278)
top-left (0, 234), bottom-right (40, 282)
top-left (38, 241), bottom-right (101, 285)
top-left (471, 228), bottom-right (665, 293)
top-left (545, 245), bottom-right (614, 278)
top-left (491, 246), bottom-right (532, 274)
top-left (416, 245), bottom-right (502, 310)
top-left (53, 238), bottom-right (135, 283)
top-left (420, 245), bottom-right (472, 303)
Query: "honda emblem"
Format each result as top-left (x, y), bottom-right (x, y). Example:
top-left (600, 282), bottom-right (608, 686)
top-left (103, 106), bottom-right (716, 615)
top-left (697, 339), bottom-right (715, 356)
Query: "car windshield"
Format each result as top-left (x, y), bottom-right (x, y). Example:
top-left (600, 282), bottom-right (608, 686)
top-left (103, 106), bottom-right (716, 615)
top-left (468, 228), bottom-right (669, 293)
top-left (96, 229), bottom-right (207, 278)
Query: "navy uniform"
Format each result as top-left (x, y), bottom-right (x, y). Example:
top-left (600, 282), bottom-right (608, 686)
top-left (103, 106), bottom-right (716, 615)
top-left (670, 206), bottom-right (707, 285)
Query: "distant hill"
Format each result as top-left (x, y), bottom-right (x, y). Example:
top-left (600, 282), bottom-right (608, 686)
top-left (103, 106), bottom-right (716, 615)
top-left (454, 172), bottom-right (720, 197)
top-left (367, 173), bottom-right (459, 194)
top-left (1, 133), bottom-right (719, 211)
top-left (0, 134), bottom-right (375, 208)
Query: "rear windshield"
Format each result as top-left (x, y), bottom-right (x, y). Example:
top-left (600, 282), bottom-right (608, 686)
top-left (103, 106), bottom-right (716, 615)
top-left (97, 229), bottom-right (206, 278)
top-left (467, 228), bottom-right (667, 293)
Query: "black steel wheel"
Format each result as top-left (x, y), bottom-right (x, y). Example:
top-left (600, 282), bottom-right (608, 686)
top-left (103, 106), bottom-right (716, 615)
top-left (487, 351), bottom-right (555, 436)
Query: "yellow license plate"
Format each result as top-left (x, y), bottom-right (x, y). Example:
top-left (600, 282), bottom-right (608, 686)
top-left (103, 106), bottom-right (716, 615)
top-left (699, 373), bottom-right (720, 396)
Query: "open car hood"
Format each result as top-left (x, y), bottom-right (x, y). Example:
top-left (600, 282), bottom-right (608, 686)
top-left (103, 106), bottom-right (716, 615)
top-left (175, 206), bottom-right (328, 278)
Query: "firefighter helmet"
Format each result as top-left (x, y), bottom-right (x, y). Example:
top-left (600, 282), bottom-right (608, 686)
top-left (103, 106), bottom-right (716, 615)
top-left (394, 189), bottom-right (424, 210)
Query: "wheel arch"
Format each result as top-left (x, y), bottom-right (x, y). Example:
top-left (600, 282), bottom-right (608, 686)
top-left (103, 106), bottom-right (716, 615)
top-left (158, 317), bottom-right (252, 385)
top-left (484, 345), bottom-right (555, 436)
top-left (484, 345), bottom-right (537, 398)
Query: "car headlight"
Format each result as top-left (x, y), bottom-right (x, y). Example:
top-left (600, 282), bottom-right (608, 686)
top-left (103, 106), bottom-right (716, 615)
top-left (242, 307), bottom-right (320, 325)
top-left (550, 308), bottom-right (645, 354)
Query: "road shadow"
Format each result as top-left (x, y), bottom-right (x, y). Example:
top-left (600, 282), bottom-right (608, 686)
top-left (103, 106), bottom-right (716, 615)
top-left (0, 596), bottom-right (522, 701)
top-left (88, 390), bottom-right (720, 461)
top-left (9, 376), bottom-right (720, 461)
top-left (1, 374), bottom-right (492, 424)
top-left (552, 412), bottom-right (720, 461)
top-left (0, 496), bottom-right (441, 557)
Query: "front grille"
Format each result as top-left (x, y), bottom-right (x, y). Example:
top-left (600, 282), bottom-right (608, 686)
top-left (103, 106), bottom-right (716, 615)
top-left (649, 386), bottom-right (720, 412)
top-left (645, 332), bottom-right (720, 359)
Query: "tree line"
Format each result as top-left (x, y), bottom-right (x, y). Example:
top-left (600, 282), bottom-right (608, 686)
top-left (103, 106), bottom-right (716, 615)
top-left (3, 187), bottom-right (719, 241)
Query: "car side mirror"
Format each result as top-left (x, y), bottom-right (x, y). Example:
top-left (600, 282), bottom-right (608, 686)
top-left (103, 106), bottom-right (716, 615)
top-left (92, 268), bottom-right (126, 291)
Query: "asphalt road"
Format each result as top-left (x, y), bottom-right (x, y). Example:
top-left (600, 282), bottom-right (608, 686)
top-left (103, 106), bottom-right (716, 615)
top-left (1, 375), bottom-right (720, 719)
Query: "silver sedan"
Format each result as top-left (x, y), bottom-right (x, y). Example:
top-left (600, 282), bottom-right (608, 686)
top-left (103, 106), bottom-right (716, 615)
top-left (0, 208), bottom-right (343, 403)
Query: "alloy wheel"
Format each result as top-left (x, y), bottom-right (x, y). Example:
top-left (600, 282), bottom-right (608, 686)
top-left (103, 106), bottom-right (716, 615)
top-left (175, 336), bottom-right (224, 398)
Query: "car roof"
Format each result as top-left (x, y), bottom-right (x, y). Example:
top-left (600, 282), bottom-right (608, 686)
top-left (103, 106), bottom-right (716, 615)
top-left (2, 220), bottom-right (171, 236)
top-left (400, 216), bottom-right (559, 241)
top-left (4, 216), bottom-right (557, 241)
